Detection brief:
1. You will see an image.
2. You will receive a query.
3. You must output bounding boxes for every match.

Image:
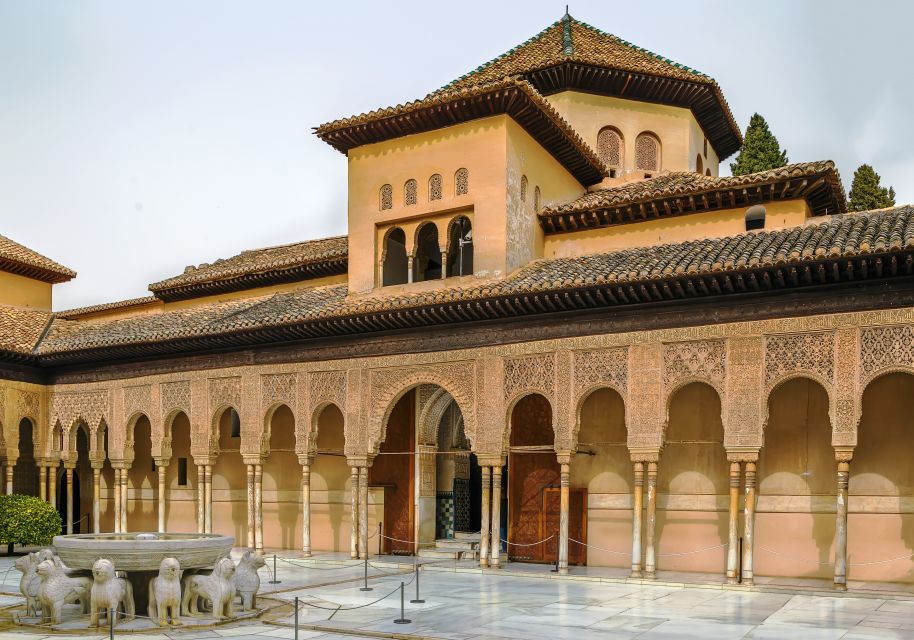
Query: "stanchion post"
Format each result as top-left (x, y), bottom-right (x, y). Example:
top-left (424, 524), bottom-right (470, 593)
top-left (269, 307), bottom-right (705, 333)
top-left (360, 553), bottom-right (373, 591)
top-left (410, 564), bottom-right (425, 604)
top-left (108, 607), bottom-right (114, 640)
top-left (738, 537), bottom-right (743, 584)
top-left (551, 530), bottom-right (560, 573)
top-left (269, 553), bottom-right (281, 584)
top-left (378, 522), bottom-right (383, 558)
top-left (393, 581), bottom-right (411, 624)
top-left (293, 596), bottom-right (299, 640)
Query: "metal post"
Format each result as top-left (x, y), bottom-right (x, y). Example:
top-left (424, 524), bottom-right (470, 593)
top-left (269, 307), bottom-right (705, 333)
top-left (109, 607), bottom-right (114, 640)
top-left (360, 554), bottom-right (372, 591)
top-left (269, 553), bottom-right (280, 584)
top-left (410, 564), bottom-right (425, 604)
top-left (293, 596), bottom-right (299, 640)
top-left (393, 581), bottom-right (411, 624)
top-left (738, 537), bottom-right (744, 584)
top-left (378, 522), bottom-right (382, 558)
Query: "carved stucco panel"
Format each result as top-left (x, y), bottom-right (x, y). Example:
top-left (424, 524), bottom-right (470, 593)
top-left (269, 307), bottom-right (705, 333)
top-left (503, 353), bottom-right (555, 405)
top-left (663, 339), bottom-right (726, 392)
top-left (833, 327), bottom-right (859, 446)
top-left (627, 343), bottom-right (662, 450)
top-left (859, 325), bottom-right (914, 385)
top-left (764, 332), bottom-right (835, 391)
top-left (724, 337), bottom-right (764, 449)
top-left (160, 380), bottom-right (191, 420)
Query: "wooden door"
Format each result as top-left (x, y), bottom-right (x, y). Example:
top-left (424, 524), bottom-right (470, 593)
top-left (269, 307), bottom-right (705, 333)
top-left (542, 488), bottom-right (587, 565)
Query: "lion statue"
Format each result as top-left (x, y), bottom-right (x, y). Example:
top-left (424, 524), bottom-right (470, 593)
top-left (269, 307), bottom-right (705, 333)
top-left (181, 557), bottom-right (235, 620)
top-left (15, 552), bottom-right (42, 617)
top-left (89, 558), bottom-right (135, 627)
top-left (148, 557), bottom-right (183, 626)
top-left (35, 559), bottom-right (91, 624)
top-left (234, 551), bottom-right (265, 611)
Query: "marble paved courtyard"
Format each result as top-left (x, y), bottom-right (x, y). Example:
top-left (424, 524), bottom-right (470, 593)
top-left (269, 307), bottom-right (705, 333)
top-left (0, 553), bottom-right (912, 640)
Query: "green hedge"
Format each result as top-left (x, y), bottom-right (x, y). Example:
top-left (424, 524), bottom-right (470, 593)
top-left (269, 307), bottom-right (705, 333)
top-left (0, 494), bottom-right (62, 547)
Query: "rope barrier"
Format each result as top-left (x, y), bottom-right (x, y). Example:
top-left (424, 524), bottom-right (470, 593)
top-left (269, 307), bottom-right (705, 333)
top-left (849, 553), bottom-right (914, 567)
top-left (293, 571), bottom-right (416, 612)
top-left (500, 533), bottom-right (554, 547)
top-left (758, 545), bottom-right (914, 567)
top-left (276, 557), bottom-right (361, 572)
top-left (379, 532), bottom-right (417, 545)
top-left (658, 542), bottom-right (728, 557)
top-left (568, 537), bottom-right (628, 555)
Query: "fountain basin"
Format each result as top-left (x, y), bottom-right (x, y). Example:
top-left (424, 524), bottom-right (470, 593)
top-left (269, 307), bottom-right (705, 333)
top-left (53, 532), bottom-right (235, 572)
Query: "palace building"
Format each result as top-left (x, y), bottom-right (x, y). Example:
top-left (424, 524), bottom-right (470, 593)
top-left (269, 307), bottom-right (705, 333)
top-left (3, 13), bottom-right (914, 590)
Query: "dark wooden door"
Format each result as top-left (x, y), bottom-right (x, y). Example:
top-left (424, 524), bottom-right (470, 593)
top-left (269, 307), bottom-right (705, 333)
top-left (542, 488), bottom-right (587, 565)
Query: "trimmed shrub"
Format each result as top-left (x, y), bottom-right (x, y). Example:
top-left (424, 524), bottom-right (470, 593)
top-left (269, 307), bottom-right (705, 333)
top-left (0, 494), bottom-right (62, 548)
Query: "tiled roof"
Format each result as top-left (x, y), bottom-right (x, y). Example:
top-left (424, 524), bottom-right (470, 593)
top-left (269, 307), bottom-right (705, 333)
top-left (36, 205), bottom-right (914, 360)
top-left (0, 234), bottom-right (75, 283)
top-left (56, 296), bottom-right (160, 319)
top-left (315, 78), bottom-right (607, 186)
top-left (149, 235), bottom-right (348, 302)
top-left (0, 307), bottom-right (52, 355)
top-left (540, 162), bottom-right (847, 232)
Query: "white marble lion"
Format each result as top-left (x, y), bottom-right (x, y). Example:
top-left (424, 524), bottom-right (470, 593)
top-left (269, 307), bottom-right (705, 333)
top-left (148, 557), bottom-right (183, 626)
top-left (234, 550), bottom-right (265, 611)
top-left (181, 557), bottom-right (235, 620)
top-left (35, 559), bottom-right (91, 624)
top-left (89, 558), bottom-right (135, 627)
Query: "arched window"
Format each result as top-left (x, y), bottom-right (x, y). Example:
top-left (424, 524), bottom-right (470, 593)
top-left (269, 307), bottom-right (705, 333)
top-left (520, 175), bottom-right (528, 203)
top-left (705, 168), bottom-right (711, 177)
top-left (597, 127), bottom-right (623, 173)
top-left (696, 154), bottom-right (703, 175)
top-left (382, 227), bottom-right (408, 286)
top-left (635, 133), bottom-right (661, 172)
top-left (446, 216), bottom-right (473, 277)
top-left (429, 174), bottom-right (443, 201)
top-left (228, 407), bottom-right (241, 438)
top-left (455, 168), bottom-right (469, 195)
top-left (404, 179), bottom-right (418, 206)
top-left (745, 205), bottom-right (766, 231)
top-left (414, 223), bottom-right (442, 281)
top-left (534, 186), bottom-right (541, 214)
top-left (379, 184), bottom-right (392, 211)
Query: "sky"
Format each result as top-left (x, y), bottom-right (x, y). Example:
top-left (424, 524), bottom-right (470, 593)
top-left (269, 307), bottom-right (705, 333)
top-left (1, 0), bottom-right (912, 311)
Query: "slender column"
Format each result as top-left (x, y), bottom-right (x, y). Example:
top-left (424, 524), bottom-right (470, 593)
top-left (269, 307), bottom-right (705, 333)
top-left (440, 252), bottom-right (447, 279)
top-left (49, 465), bottom-right (57, 513)
top-left (834, 456), bottom-right (851, 590)
top-left (358, 466), bottom-right (369, 559)
top-left (120, 467), bottom-right (128, 532)
top-left (254, 463), bottom-right (264, 553)
top-left (349, 466), bottom-right (360, 559)
top-left (246, 465), bottom-right (255, 548)
top-left (742, 461), bottom-right (757, 586)
top-left (490, 465), bottom-right (502, 568)
top-left (644, 461), bottom-right (658, 578)
top-left (157, 463), bottom-right (167, 532)
top-left (196, 466), bottom-right (205, 533)
top-left (65, 468), bottom-right (74, 535)
top-left (5, 463), bottom-right (13, 495)
top-left (112, 468), bottom-right (121, 533)
top-left (726, 461), bottom-right (741, 583)
top-left (302, 462), bottom-right (312, 556)
top-left (557, 458), bottom-right (571, 574)
top-left (204, 465), bottom-right (213, 534)
top-left (479, 466), bottom-right (491, 568)
top-left (631, 461), bottom-right (644, 577)
top-left (407, 255), bottom-right (414, 284)
top-left (92, 467), bottom-right (101, 534)
top-left (39, 465), bottom-right (47, 502)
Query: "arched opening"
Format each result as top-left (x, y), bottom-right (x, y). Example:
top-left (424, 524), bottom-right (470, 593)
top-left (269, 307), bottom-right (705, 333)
top-left (404, 178), bottom-right (417, 206)
top-left (445, 216), bottom-right (473, 277)
top-left (414, 223), bottom-right (442, 282)
top-left (165, 411), bottom-right (196, 531)
top-left (312, 404), bottom-right (351, 552)
top-left (127, 415), bottom-right (156, 531)
top-left (635, 132), bottom-right (661, 173)
top-left (658, 382), bottom-right (728, 573)
top-left (705, 168), bottom-right (712, 177)
top-left (434, 400), bottom-right (473, 541)
top-left (454, 168), bottom-right (469, 196)
top-left (597, 126), bottom-right (623, 177)
top-left (757, 378), bottom-right (834, 579)
top-left (520, 175), bottom-right (528, 203)
top-left (211, 407), bottom-right (244, 541)
top-left (696, 154), bottom-right (704, 174)
top-left (101, 429), bottom-right (115, 531)
top-left (379, 184), bottom-right (392, 211)
top-left (263, 405), bottom-right (300, 550)
top-left (428, 174), bottom-right (442, 201)
top-left (850, 372), bottom-right (914, 583)
top-left (508, 393), bottom-right (556, 563)
top-left (745, 205), bottom-right (766, 231)
top-left (573, 387), bottom-right (629, 567)
top-left (382, 227), bottom-right (408, 286)
top-left (14, 418), bottom-right (39, 496)
top-left (372, 389), bottom-right (417, 554)
top-left (58, 423), bottom-right (90, 533)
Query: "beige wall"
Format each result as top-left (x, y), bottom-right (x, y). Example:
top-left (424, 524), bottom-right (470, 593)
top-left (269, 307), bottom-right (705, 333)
top-left (545, 199), bottom-right (812, 259)
top-left (0, 271), bottom-right (52, 310)
top-left (166, 412), bottom-right (198, 533)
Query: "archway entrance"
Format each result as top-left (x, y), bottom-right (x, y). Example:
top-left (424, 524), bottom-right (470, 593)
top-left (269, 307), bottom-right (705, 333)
top-left (128, 415), bottom-right (156, 531)
top-left (211, 407), bottom-right (245, 541)
top-left (14, 418), bottom-right (39, 496)
top-left (312, 404), bottom-right (350, 552)
top-left (263, 405), bottom-right (300, 550)
top-left (371, 389), bottom-right (416, 555)
top-left (165, 411), bottom-right (195, 532)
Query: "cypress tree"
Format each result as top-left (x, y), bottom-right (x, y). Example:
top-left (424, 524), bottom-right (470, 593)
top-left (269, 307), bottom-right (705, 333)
top-left (848, 164), bottom-right (896, 212)
top-left (729, 113), bottom-right (789, 176)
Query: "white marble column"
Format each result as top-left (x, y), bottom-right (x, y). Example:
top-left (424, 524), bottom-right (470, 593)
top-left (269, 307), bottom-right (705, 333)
top-left (644, 461), bottom-right (658, 578)
top-left (557, 457), bottom-right (571, 575)
top-left (120, 467), bottom-right (128, 533)
top-left (49, 465), bottom-right (58, 514)
top-left (742, 461), bottom-right (757, 585)
top-left (157, 463), bottom-right (167, 532)
top-left (113, 468), bottom-right (121, 533)
top-left (834, 454), bottom-right (852, 590)
top-left (204, 465), bottom-right (213, 534)
top-left (479, 466), bottom-right (490, 568)
top-left (246, 464), bottom-right (255, 548)
top-left (630, 461), bottom-right (644, 577)
top-left (254, 463), bottom-right (264, 553)
top-left (349, 465), bottom-right (360, 559)
top-left (358, 466), bottom-right (369, 559)
top-left (726, 461), bottom-right (741, 584)
top-left (39, 465), bottom-right (47, 502)
top-left (92, 467), bottom-right (101, 534)
top-left (6, 463), bottom-right (14, 495)
top-left (196, 465), bottom-right (205, 534)
top-left (490, 465), bottom-right (502, 568)
top-left (301, 461), bottom-right (312, 556)
top-left (65, 467), bottom-right (74, 535)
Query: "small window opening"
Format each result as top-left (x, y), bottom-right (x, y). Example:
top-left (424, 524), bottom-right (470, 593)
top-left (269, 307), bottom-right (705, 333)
top-left (745, 205), bottom-right (766, 231)
top-left (178, 458), bottom-right (188, 486)
top-left (229, 408), bottom-right (241, 437)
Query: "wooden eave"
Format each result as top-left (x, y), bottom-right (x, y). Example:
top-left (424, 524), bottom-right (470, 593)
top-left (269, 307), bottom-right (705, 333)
top-left (0, 257), bottom-right (74, 284)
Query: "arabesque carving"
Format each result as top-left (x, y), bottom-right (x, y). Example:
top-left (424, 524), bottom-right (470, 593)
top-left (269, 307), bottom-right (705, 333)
top-left (764, 332), bottom-right (835, 389)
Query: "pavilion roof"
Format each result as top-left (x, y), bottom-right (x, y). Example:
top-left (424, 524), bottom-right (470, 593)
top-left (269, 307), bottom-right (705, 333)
top-left (0, 234), bottom-right (75, 283)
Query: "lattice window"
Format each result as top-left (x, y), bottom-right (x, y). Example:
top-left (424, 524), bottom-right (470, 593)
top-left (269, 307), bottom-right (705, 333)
top-left (455, 168), bottom-right (468, 195)
top-left (635, 133), bottom-right (661, 172)
top-left (534, 186), bottom-right (541, 214)
top-left (379, 184), bottom-right (392, 211)
top-left (404, 179), bottom-right (418, 206)
top-left (429, 174), bottom-right (442, 201)
top-left (520, 175), bottom-right (528, 202)
top-left (597, 127), bottom-right (623, 168)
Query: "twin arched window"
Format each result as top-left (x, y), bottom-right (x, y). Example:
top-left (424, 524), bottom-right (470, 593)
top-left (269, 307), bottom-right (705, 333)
top-left (382, 227), bottom-right (408, 286)
top-left (381, 216), bottom-right (474, 286)
top-left (446, 216), bottom-right (473, 277)
top-left (635, 133), bottom-right (661, 172)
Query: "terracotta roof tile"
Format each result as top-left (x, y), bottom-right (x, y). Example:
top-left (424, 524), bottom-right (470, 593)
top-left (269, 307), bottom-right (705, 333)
top-left (0, 235), bottom-right (75, 283)
top-left (56, 296), bottom-right (160, 319)
top-left (0, 307), bottom-right (52, 355)
top-left (35, 206), bottom-right (914, 358)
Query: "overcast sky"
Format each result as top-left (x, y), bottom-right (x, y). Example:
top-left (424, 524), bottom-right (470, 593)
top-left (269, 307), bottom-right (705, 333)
top-left (1, 0), bottom-right (912, 310)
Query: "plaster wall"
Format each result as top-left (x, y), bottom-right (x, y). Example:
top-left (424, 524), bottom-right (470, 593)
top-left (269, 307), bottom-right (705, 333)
top-left (0, 271), bottom-right (52, 310)
top-left (688, 115), bottom-right (720, 177)
top-left (127, 415), bottom-right (157, 531)
top-left (165, 412), bottom-right (198, 533)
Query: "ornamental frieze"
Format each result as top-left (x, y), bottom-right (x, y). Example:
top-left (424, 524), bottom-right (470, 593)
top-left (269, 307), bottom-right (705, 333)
top-left (764, 332), bottom-right (835, 390)
top-left (261, 373), bottom-right (297, 413)
top-left (572, 347), bottom-right (628, 396)
top-left (662, 339), bottom-right (726, 392)
top-left (503, 353), bottom-right (555, 404)
top-left (160, 380), bottom-right (191, 418)
top-left (859, 325), bottom-right (914, 385)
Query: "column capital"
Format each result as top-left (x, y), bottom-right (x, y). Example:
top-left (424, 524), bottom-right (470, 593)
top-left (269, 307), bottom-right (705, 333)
top-left (346, 456), bottom-right (371, 468)
top-left (242, 455), bottom-right (265, 466)
top-left (193, 456), bottom-right (213, 467)
top-left (476, 455), bottom-right (505, 467)
top-left (555, 451), bottom-right (573, 465)
top-left (725, 448), bottom-right (760, 463)
top-left (834, 447), bottom-right (854, 463)
top-left (153, 457), bottom-right (170, 467)
top-left (629, 448), bottom-right (660, 463)
top-left (297, 454), bottom-right (314, 467)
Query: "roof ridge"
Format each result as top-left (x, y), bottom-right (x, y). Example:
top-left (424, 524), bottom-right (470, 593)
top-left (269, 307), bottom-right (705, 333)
top-left (562, 12), bottom-right (573, 56)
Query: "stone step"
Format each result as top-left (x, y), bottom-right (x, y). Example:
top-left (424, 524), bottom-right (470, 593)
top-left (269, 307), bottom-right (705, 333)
top-left (418, 547), bottom-right (478, 560)
top-left (434, 538), bottom-right (478, 551)
top-left (453, 532), bottom-right (481, 542)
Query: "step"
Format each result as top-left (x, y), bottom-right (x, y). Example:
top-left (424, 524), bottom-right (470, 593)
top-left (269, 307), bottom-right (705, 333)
top-left (453, 532), bottom-right (481, 542)
top-left (418, 548), bottom-right (478, 560)
top-left (434, 539), bottom-right (478, 551)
